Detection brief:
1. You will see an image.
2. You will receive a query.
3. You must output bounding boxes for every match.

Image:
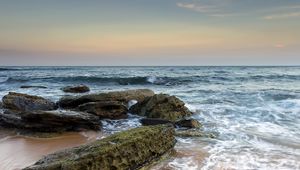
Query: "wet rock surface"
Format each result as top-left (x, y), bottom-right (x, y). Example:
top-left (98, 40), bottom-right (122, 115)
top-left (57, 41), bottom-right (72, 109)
top-left (20, 85), bottom-right (47, 89)
top-left (129, 94), bottom-right (193, 121)
top-left (58, 89), bottom-right (155, 109)
top-left (175, 118), bottom-right (202, 128)
top-left (140, 118), bottom-right (174, 126)
top-left (175, 129), bottom-right (216, 138)
top-left (2, 92), bottom-right (57, 111)
top-left (61, 85), bottom-right (90, 93)
top-left (78, 101), bottom-right (128, 119)
top-left (0, 110), bottom-right (101, 132)
top-left (24, 125), bottom-right (176, 170)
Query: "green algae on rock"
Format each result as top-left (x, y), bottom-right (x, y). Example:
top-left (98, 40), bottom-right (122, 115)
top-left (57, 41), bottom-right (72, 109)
top-left (129, 94), bottom-right (192, 122)
top-left (24, 125), bottom-right (176, 170)
top-left (175, 129), bottom-right (216, 138)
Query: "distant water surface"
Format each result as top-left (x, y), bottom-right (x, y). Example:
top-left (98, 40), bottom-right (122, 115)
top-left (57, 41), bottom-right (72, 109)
top-left (0, 66), bottom-right (299, 170)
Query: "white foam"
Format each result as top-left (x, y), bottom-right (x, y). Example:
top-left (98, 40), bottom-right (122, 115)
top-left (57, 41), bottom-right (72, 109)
top-left (168, 157), bottom-right (199, 170)
top-left (127, 100), bottom-right (137, 109)
top-left (146, 76), bottom-right (157, 83)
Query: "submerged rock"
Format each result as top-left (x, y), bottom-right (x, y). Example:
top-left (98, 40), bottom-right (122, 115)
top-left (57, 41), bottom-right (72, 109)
top-left (20, 85), bottom-right (47, 89)
top-left (140, 118), bottom-right (174, 126)
top-left (0, 110), bottom-right (101, 132)
top-left (175, 129), bottom-right (216, 138)
top-left (24, 125), bottom-right (176, 170)
top-left (78, 101), bottom-right (128, 119)
top-left (2, 92), bottom-right (57, 111)
top-left (130, 94), bottom-right (192, 121)
top-left (175, 118), bottom-right (202, 128)
top-left (61, 85), bottom-right (90, 93)
top-left (58, 89), bottom-right (155, 109)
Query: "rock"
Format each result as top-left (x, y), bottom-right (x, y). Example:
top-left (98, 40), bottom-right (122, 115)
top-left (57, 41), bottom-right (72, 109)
top-left (78, 101), bottom-right (128, 119)
top-left (175, 119), bottom-right (202, 128)
top-left (0, 109), bottom-right (101, 132)
top-left (0, 102), bottom-right (2, 109)
top-left (58, 89), bottom-right (155, 109)
top-left (20, 85), bottom-right (47, 89)
top-left (61, 85), bottom-right (90, 93)
top-left (129, 94), bottom-right (192, 121)
top-left (2, 92), bottom-right (57, 111)
top-left (175, 129), bottom-right (216, 138)
top-left (24, 125), bottom-right (176, 170)
top-left (140, 118), bottom-right (174, 126)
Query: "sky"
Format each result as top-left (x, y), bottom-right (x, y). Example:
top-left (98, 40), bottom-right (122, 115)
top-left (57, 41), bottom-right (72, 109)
top-left (0, 0), bottom-right (299, 66)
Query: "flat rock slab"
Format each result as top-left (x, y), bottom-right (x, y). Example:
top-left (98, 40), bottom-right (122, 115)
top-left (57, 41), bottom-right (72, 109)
top-left (58, 89), bottom-right (155, 109)
top-left (0, 110), bottom-right (101, 132)
top-left (24, 125), bottom-right (176, 170)
top-left (78, 101), bottom-right (128, 119)
top-left (61, 85), bottom-right (90, 93)
top-left (20, 85), bottom-right (47, 89)
top-left (2, 92), bottom-right (57, 111)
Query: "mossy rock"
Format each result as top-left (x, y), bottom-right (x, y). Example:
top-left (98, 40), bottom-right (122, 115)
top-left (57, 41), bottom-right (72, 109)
top-left (24, 125), bottom-right (176, 170)
top-left (130, 94), bottom-right (192, 122)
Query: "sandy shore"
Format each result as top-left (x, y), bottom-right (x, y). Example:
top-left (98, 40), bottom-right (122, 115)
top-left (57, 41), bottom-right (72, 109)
top-left (0, 129), bottom-right (103, 170)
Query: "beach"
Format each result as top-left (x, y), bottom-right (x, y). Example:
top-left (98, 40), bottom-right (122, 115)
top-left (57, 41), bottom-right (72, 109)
top-left (0, 66), bottom-right (299, 169)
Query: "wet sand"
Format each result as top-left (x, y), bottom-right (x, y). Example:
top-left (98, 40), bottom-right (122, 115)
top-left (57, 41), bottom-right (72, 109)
top-left (0, 130), bottom-right (103, 170)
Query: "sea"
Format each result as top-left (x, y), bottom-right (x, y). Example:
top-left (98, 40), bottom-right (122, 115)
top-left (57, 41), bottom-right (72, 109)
top-left (0, 66), bottom-right (299, 170)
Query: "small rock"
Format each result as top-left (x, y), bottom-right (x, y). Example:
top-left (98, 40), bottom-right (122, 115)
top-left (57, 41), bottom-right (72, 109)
top-left (61, 85), bottom-right (90, 93)
top-left (175, 118), bottom-right (202, 128)
top-left (175, 129), bottom-right (216, 138)
top-left (0, 109), bottom-right (101, 132)
top-left (20, 85), bottom-right (47, 89)
top-left (58, 89), bottom-right (155, 109)
top-left (24, 125), bottom-right (176, 170)
top-left (2, 92), bottom-right (57, 111)
top-left (78, 101), bottom-right (128, 119)
top-left (140, 118), bottom-right (174, 126)
top-left (129, 94), bottom-right (192, 121)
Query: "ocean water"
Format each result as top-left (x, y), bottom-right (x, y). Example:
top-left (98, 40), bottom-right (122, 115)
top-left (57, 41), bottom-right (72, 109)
top-left (0, 66), bottom-right (300, 170)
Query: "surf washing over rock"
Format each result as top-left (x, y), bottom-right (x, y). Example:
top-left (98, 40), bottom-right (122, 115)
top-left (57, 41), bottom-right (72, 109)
top-left (0, 66), bottom-right (299, 170)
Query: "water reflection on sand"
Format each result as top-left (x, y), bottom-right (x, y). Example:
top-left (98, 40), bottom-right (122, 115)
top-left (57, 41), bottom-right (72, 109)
top-left (0, 129), bottom-right (103, 170)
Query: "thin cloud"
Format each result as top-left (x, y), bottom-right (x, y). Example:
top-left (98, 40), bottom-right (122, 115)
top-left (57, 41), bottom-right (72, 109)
top-left (176, 2), bottom-right (236, 18)
top-left (176, 3), bottom-right (218, 13)
top-left (264, 12), bottom-right (300, 20)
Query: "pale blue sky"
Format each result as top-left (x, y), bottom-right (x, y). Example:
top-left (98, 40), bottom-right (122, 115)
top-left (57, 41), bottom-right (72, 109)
top-left (0, 0), bottom-right (299, 65)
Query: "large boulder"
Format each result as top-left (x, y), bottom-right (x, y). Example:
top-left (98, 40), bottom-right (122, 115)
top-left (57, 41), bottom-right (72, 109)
top-left (24, 125), bottom-right (176, 170)
top-left (129, 94), bottom-right (192, 121)
top-left (0, 110), bottom-right (101, 132)
top-left (78, 101), bottom-right (128, 119)
top-left (58, 89), bottom-right (155, 109)
top-left (61, 85), bottom-right (90, 93)
top-left (2, 92), bottom-right (57, 111)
